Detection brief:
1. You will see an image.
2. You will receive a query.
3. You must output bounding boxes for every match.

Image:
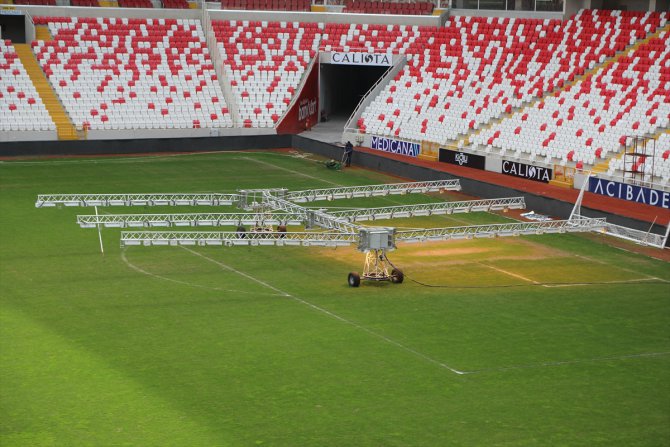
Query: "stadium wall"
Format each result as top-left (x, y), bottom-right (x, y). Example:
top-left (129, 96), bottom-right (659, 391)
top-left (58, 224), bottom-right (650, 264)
top-left (0, 134), bottom-right (292, 157)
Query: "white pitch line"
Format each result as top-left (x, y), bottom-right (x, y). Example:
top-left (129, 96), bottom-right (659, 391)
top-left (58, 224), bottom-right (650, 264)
top-left (542, 277), bottom-right (665, 288)
top-left (181, 246), bottom-right (467, 375)
top-left (480, 263), bottom-right (539, 284)
top-left (573, 253), bottom-right (663, 281)
top-left (120, 249), bottom-right (284, 297)
top-left (182, 246), bottom-right (291, 297)
top-left (463, 351), bottom-right (670, 375)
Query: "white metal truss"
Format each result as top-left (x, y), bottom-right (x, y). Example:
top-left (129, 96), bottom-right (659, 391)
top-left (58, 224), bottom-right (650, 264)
top-left (262, 193), bottom-right (362, 233)
top-left (40, 177), bottom-right (623, 257)
top-left (35, 193), bottom-right (239, 207)
top-left (77, 212), bottom-right (305, 229)
top-left (286, 179), bottom-right (460, 202)
top-left (329, 197), bottom-right (526, 222)
top-left (573, 214), bottom-right (668, 249)
top-left (395, 217), bottom-right (607, 242)
top-left (120, 231), bottom-right (357, 247)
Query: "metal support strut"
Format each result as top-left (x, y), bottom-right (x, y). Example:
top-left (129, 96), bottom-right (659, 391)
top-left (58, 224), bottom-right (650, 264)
top-left (348, 249), bottom-right (404, 287)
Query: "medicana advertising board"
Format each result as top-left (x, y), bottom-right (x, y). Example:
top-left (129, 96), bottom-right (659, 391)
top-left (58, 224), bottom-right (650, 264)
top-left (370, 136), bottom-right (420, 157)
top-left (589, 177), bottom-right (670, 209)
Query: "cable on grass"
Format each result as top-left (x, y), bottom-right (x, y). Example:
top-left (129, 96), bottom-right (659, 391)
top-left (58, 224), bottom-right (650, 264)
top-left (382, 253), bottom-right (670, 289)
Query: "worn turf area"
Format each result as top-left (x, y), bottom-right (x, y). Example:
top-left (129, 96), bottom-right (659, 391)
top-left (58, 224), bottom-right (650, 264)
top-left (1, 151), bottom-right (669, 446)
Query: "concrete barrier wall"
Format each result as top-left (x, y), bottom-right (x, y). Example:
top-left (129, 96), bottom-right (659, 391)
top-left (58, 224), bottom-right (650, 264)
top-left (0, 130), bottom-right (58, 142)
top-left (0, 134), bottom-right (292, 157)
top-left (85, 127), bottom-right (275, 140)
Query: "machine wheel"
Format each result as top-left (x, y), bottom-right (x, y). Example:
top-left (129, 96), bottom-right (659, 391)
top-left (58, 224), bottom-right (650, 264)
top-left (348, 272), bottom-right (361, 287)
top-left (391, 268), bottom-right (404, 284)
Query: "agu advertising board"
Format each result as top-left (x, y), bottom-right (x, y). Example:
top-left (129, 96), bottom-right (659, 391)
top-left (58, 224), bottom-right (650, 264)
top-left (588, 177), bottom-right (670, 209)
top-left (439, 149), bottom-right (486, 170)
top-left (370, 136), bottom-right (420, 157)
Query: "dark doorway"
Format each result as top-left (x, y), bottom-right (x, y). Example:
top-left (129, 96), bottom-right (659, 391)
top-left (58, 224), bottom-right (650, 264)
top-left (319, 63), bottom-right (388, 122)
top-left (0, 13), bottom-right (27, 43)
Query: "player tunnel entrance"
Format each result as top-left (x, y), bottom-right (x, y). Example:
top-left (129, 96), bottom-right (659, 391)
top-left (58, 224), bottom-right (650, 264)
top-left (319, 58), bottom-right (390, 123)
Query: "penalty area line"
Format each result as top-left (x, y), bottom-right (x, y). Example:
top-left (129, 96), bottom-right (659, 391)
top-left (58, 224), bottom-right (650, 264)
top-left (480, 263), bottom-right (539, 285)
top-left (121, 249), bottom-right (284, 297)
top-left (181, 246), bottom-right (467, 376)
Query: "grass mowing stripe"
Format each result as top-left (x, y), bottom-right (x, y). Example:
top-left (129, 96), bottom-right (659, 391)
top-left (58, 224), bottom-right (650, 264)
top-left (181, 246), bottom-right (468, 376)
top-left (0, 307), bottom-right (231, 446)
top-left (241, 156), bottom-right (342, 186)
top-left (463, 350), bottom-right (670, 375)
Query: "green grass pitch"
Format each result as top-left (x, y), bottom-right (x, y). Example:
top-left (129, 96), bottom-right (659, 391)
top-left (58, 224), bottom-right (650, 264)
top-left (1, 150), bottom-right (669, 446)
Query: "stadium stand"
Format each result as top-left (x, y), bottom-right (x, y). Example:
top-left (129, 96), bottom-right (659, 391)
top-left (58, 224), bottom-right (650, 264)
top-left (6, 8), bottom-right (667, 186)
top-left (213, 21), bottom-right (422, 127)
top-left (475, 23), bottom-right (669, 168)
top-left (343, 0), bottom-right (434, 16)
top-left (213, 19), bottom-right (320, 127)
top-left (357, 11), bottom-right (667, 168)
top-left (32, 16), bottom-right (232, 131)
top-left (220, 0), bottom-right (312, 12)
top-left (0, 39), bottom-right (56, 134)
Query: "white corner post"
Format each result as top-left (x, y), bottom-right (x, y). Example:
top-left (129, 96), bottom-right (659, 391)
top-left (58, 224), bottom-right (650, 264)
top-left (95, 206), bottom-right (104, 256)
top-left (570, 171), bottom-right (591, 221)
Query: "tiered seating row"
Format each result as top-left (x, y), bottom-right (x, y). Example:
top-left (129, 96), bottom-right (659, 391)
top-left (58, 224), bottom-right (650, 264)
top-left (13, 0), bottom-right (57, 4)
top-left (32, 16), bottom-right (232, 130)
top-left (70, 0), bottom-right (100, 6)
top-left (0, 39), bottom-right (55, 132)
top-left (162, 0), bottom-right (190, 8)
top-left (221, 0), bottom-right (311, 11)
top-left (117, 0), bottom-right (154, 8)
top-left (344, 0), bottom-right (434, 16)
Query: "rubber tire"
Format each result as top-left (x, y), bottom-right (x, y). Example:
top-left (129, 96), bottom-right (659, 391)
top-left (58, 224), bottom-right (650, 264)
top-left (391, 268), bottom-right (404, 284)
top-left (348, 272), bottom-right (361, 287)
top-left (236, 225), bottom-right (246, 239)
